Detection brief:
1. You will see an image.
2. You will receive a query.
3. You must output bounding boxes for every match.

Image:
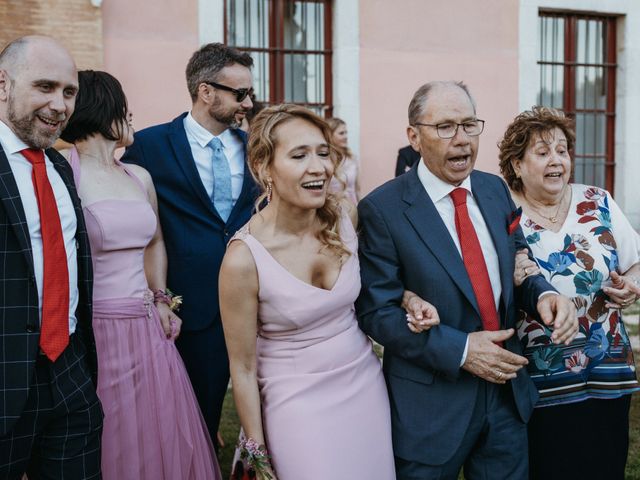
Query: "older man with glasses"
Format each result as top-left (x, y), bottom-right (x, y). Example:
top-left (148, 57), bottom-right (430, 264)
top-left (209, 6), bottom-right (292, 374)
top-left (122, 43), bottom-right (259, 450)
top-left (356, 80), bottom-right (578, 479)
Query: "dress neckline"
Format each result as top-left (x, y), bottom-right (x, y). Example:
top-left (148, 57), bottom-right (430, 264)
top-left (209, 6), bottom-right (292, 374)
top-left (521, 184), bottom-right (575, 234)
top-left (240, 225), bottom-right (347, 293)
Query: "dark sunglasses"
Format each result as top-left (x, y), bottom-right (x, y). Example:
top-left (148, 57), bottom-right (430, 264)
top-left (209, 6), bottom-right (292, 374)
top-left (204, 81), bottom-right (253, 102)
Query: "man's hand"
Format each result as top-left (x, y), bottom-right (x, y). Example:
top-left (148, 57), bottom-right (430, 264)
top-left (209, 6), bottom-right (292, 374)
top-left (537, 294), bottom-right (577, 345)
top-left (462, 329), bottom-right (528, 384)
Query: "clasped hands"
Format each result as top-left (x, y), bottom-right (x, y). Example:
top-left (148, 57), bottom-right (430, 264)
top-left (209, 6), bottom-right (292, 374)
top-left (461, 293), bottom-right (577, 384)
top-left (461, 249), bottom-right (577, 384)
top-left (602, 271), bottom-right (640, 309)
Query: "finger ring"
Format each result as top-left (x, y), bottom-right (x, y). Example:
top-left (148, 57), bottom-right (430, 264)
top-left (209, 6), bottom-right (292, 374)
top-left (496, 371), bottom-right (504, 380)
top-left (523, 267), bottom-right (529, 276)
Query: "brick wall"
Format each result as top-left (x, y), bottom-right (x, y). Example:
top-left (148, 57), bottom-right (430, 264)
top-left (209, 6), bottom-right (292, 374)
top-left (0, 0), bottom-right (103, 69)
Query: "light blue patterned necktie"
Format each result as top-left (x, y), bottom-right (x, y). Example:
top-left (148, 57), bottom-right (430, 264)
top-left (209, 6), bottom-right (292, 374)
top-left (209, 136), bottom-right (233, 222)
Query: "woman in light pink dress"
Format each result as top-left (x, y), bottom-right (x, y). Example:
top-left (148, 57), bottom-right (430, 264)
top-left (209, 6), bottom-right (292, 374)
top-left (219, 105), bottom-right (439, 480)
top-left (61, 70), bottom-right (220, 480)
top-left (328, 117), bottom-right (360, 205)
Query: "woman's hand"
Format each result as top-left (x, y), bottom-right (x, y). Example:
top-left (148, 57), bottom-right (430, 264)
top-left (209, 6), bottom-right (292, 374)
top-left (603, 271), bottom-right (640, 309)
top-left (513, 249), bottom-right (541, 286)
top-left (258, 465), bottom-right (277, 480)
top-left (155, 302), bottom-right (182, 339)
top-left (402, 290), bottom-right (440, 333)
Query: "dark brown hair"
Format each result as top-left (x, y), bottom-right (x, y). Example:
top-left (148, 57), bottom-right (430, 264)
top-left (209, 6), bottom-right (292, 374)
top-left (498, 106), bottom-right (575, 192)
top-left (185, 43), bottom-right (253, 102)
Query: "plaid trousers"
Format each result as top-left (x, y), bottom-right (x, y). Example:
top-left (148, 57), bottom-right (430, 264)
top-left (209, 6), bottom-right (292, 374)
top-left (0, 335), bottom-right (103, 480)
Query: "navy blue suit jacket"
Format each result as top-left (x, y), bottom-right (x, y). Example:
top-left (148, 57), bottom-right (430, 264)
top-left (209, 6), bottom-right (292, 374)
top-left (356, 167), bottom-right (553, 466)
top-left (121, 113), bottom-right (258, 331)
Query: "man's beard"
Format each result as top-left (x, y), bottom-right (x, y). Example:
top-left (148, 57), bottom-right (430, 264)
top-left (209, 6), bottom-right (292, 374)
top-left (210, 97), bottom-right (245, 129)
top-left (7, 93), bottom-right (66, 149)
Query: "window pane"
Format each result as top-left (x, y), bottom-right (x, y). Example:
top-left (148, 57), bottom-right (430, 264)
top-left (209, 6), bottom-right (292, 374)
top-left (284, 1), bottom-right (325, 50)
top-left (284, 53), bottom-right (324, 103)
top-left (574, 113), bottom-right (606, 156)
top-left (538, 64), bottom-right (564, 108)
top-left (574, 157), bottom-right (606, 186)
top-left (226, 0), bottom-right (269, 49)
top-left (575, 66), bottom-right (606, 110)
top-left (538, 16), bottom-right (564, 108)
top-left (539, 16), bottom-right (564, 63)
top-left (249, 51), bottom-right (270, 101)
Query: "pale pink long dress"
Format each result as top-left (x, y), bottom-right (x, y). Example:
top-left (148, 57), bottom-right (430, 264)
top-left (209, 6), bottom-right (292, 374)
top-left (230, 216), bottom-right (395, 480)
top-left (70, 148), bottom-right (220, 480)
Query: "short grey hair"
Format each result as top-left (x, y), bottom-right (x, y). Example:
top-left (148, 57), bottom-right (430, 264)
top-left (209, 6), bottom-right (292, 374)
top-left (185, 42), bottom-right (253, 102)
top-left (408, 81), bottom-right (476, 125)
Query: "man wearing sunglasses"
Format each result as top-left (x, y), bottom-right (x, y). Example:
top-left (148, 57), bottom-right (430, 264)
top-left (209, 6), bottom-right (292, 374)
top-left (122, 42), bottom-right (258, 449)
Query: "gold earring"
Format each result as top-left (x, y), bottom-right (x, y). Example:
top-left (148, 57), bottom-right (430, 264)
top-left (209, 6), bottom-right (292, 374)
top-left (266, 181), bottom-right (273, 204)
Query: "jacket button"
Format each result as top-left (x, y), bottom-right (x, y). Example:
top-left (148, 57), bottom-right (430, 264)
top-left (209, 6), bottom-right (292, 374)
top-left (26, 324), bottom-right (37, 333)
top-left (223, 229), bottom-right (229, 236)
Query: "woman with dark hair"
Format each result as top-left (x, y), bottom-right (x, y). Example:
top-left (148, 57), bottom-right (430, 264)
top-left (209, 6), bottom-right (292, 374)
top-left (61, 70), bottom-right (221, 480)
top-left (498, 106), bottom-right (640, 480)
top-left (219, 104), bottom-right (439, 479)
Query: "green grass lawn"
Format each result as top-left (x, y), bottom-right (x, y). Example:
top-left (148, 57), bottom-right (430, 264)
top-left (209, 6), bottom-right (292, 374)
top-left (216, 343), bottom-right (640, 479)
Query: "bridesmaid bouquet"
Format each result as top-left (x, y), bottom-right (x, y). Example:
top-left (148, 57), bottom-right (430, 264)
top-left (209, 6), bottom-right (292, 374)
top-left (238, 437), bottom-right (273, 480)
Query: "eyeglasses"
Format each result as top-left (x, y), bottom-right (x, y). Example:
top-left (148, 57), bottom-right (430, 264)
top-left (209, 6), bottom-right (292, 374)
top-left (413, 119), bottom-right (485, 139)
top-left (204, 81), bottom-right (254, 103)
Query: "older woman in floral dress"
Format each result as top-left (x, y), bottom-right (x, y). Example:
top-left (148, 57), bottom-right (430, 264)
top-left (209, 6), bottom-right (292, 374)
top-left (498, 106), bottom-right (640, 480)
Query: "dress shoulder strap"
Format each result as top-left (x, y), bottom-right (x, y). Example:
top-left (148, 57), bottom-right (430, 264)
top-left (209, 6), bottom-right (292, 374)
top-left (118, 161), bottom-right (149, 198)
top-left (68, 147), bottom-right (81, 188)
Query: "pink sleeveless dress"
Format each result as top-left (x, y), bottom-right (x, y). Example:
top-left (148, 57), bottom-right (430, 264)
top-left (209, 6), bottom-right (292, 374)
top-left (69, 148), bottom-right (221, 480)
top-left (231, 216), bottom-right (395, 480)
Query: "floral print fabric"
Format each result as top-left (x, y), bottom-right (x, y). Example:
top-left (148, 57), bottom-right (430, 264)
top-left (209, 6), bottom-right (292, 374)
top-left (517, 184), bottom-right (640, 407)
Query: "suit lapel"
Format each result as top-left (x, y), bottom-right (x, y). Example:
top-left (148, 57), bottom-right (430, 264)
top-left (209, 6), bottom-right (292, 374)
top-left (0, 144), bottom-right (35, 275)
top-left (228, 128), bottom-right (255, 221)
top-left (168, 117), bottom-right (219, 219)
top-left (402, 170), bottom-right (480, 314)
top-left (470, 173), bottom-right (511, 315)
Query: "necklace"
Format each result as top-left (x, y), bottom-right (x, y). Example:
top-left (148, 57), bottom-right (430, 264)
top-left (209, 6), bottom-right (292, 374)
top-left (526, 186), bottom-right (568, 224)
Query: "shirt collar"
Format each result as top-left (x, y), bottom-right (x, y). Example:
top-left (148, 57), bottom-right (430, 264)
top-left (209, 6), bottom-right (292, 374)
top-left (185, 111), bottom-right (233, 148)
top-left (417, 158), bottom-right (472, 203)
top-left (0, 119), bottom-right (31, 155)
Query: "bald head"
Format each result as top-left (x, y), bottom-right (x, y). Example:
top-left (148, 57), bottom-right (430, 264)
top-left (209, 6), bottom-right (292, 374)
top-left (0, 36), bottom-right (78, 149)
top-left (408, 81), bottom-right (476, 126)
top-left (0, 36), bottom-right (74, 74)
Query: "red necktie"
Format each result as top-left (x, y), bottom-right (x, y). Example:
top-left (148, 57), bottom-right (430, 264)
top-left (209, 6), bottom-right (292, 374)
top-left (450, 188), bottom-right (499, 332)
top-left (21, 148), bottom-right (69, 361)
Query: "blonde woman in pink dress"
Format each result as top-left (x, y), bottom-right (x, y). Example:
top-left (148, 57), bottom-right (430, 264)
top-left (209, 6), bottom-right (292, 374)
top-left (61, 70), bottom-right (220, 480)
top-left (219, 104), bottom-right (439, 480)
top-left (328, 117), bottom-right (360, 205)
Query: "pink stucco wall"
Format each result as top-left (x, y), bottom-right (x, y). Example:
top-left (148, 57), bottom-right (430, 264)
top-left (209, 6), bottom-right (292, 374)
top-left (102, 0), bottom-right (198, 131)
top-left (358, 0), bottom-right (521, 194)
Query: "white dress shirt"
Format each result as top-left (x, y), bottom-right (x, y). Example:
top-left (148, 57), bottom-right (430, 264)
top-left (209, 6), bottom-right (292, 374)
top-left (0, 120), bottom-right (78, 334)
top-left (183, 112), bottom-right (244, 205)
top-left (417, 161), bottom-right (502, 365)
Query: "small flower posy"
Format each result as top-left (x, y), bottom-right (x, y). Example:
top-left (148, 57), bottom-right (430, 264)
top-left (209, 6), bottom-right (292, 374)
top-left (153, 288), bottom-right (183, 312)
top-left (238, 437), bottom-right (273, 479)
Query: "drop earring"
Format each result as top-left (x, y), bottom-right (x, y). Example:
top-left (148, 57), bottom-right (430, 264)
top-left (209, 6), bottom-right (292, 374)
top-left (266, 180), bottom-right (273, 204)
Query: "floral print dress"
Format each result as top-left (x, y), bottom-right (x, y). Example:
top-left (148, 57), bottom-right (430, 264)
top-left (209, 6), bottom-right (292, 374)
top-left (517, 184), bottom-right (640, 407)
